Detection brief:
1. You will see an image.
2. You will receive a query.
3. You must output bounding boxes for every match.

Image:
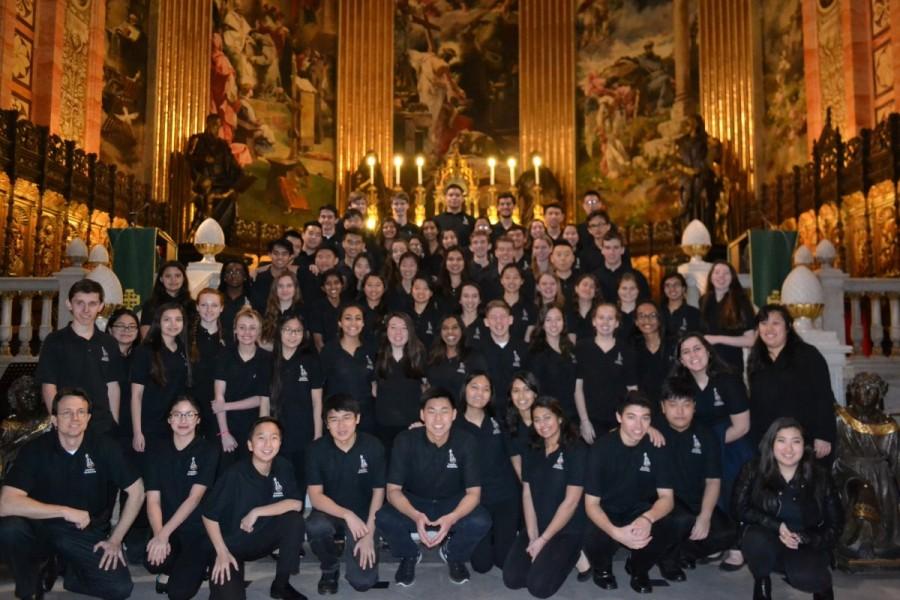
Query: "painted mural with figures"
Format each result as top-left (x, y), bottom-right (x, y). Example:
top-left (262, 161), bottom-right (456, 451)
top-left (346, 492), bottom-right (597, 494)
top-left (575, 0), bottom-right (699, 226)
top-left (393, 0), bottom-right (519, 186)
top-left (101, 0), bottom-right (150, 180)
top-left (210, 0), bottom-right (337, 226)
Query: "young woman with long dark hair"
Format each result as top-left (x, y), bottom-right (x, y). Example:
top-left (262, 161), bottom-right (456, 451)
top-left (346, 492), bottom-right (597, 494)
top-left (699, 260), bottom-right (756, 372)
top-left (566, 273), bottom-right (599, 342)
top-left (529, 304), bottom-right (578, 422)
top-left (139, 261), bottom-right (195, 337)
top-left (426, 314), bottom-right (486, 396)
top-left (359, 273), bottom-right (388, 344)
top-left (634, 300), bottom-right (676, 405)
top-left (406, 275), bottom-right (443, 349)
top-left (437, 246), bottom-right (470, 311)
top-left (260, 271), bottom-right (304, 350)
top-left (459, 282), bottom-right (489, 345)
top-left (310, 268), bottom-right (345, 352)
top-left (505, 371), bottom-right (540, 479)
top-left (109, 308), bottom-right (141, 451)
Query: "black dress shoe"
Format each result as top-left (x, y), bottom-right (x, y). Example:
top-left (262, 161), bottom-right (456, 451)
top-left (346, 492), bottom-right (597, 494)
top-left (40, 555), bottom-right (58, 593)
top-left (630, 573), bottom-right (653, 594)
top-left (659, 564), bottom-right (686, 582)
top-left (592, 570), bottom-right (618, 590)
top-left (155, 575), bottom-right (168, 594)
top-left (270, 581), bottom-right (308, 600)
top-left (317, 570), bottom-right (338, 595)
top-left (753, 576), bottom-right (772, 600)
top-left (680, 557), bottom-right (696, 570)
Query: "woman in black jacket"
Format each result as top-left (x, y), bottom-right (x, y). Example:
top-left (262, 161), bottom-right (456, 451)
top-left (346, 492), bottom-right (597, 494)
top-left (733, 418), bottom-right (843, 600)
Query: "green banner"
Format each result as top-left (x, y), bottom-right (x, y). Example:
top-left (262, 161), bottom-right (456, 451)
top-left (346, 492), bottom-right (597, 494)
top-left (748, 229), bottom-right (798, 308)
top-left (108, 228), bottom-right (158, 310)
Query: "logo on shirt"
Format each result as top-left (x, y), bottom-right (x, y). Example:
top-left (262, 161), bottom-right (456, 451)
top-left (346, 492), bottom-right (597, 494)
top-left (426, 322), bottom-right (433, 335)
top-left (692, 435), bottom-right (702, 455)
top-left (298, 365), bottom-right (309, 382)
top-left (272, 477), bottom-right (284, 499)
top-left (187, 456), bottom-right (198, 476)
top-left (456, 361), bottom-right (466, 374)
top-left (84, 453), bottom-right (96, 475)
top-left (512, 350), bottom-right (521, 368)
top-left (358, 454), bottom-right (368, 474)
top-left (100, 346), bottom-right (110, 363)
top-left (614, 352), bottom-right (624, 366)
top-left (446, 449), bottom-right (458, 469)
top-left (680, 317), bottom-right (687, 331)
top-left (553, 453), bottom-right (565, 470)
top-left (640, 452), bottom-right (652, 473)
top-left (365, 355), bottom-right (374, 371)
top-left (462, 216), bottom-right (469, 225)
top-left (491, 418), bottom-right (501, 435)
top-left (521, 308), bottom-right (529, 321)
top-left (473, 328), bottom-right (481, 341)
top-left (713, 387), bottom-right (724, 407)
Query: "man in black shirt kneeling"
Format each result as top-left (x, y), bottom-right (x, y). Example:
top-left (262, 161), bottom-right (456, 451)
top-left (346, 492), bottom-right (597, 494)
top-left (306, 394), bottom-right (386, 594)
top-left (375, 388), bottom-right (491, 587)
top-left (202, 418), bottom-right (306, 600)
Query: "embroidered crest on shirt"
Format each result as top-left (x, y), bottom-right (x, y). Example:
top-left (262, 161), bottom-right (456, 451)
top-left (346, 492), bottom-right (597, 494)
top-left (512, 350), bottom-right (521, 368)
top-left (640, 452), bottom-right (651, 472)
top-left (521, 308), bottom-right (529, 320)
top-left (713, 387), bottom-right (724, 407)
top-left (456, 361), bottom-right (466, 374)
top-left (473, 328), bottom-right (481, 341)
top-left (272, 477), bottom-right (284, 498)
top-left (491, 418), bottom-right (501, 435)
top-left (358, 454), bottom-right (368, 474)
top-left (366, 356), bottom-right (374, 371)
top-left (84, 453), bottom-right (96, 474)
top-left (426, 322), bottom-right (434, 335)
top-left (680, 317), bottom-right (687, 331)
top-left (100, 346), bottom-right (110, 362)
top-left (692, 435), bottom-right (702, 455)
top-left (447, 449), bottom-right (458, 469)
top-left (187, 456), bottom-right (198, 476)
top-left (553, 453), bottom-right (565, 470)
top-left (298, 365), bottom-right (309, 382)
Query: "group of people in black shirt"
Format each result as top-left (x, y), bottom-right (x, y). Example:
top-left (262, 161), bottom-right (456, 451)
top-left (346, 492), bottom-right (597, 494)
top-left (0, 187), bottom-right (843, 600)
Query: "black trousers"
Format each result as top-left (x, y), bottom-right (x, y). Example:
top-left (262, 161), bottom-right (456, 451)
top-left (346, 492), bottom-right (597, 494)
top-left (741, 525), bottom-right (832, 594)
top-left (502, 529), bottom-right (583, 599)
top-left (662, 501), bottom-right (736, 566)
top-left (0, 517), bottom-right (133, 600)
top-left (471, 495), bottom-right (522, 573)
top-left (209, 511), bottom-right (305, 600)
top-left (143, 527), bottom-right (211, 600)
top-left (306, 510), bottom-right (379, 591)
top-left (583, 516), bottom-right (675, 575)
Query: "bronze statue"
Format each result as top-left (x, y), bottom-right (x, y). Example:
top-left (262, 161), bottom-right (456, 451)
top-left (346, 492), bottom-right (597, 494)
top-left (186, 114), bottom-right (243, 242)
top-left (0, 376), bottom-right (50, 481)
top-left (676, 114), bottom-right (719, 236)
top-left (833, 372), bottom-right (900, 562)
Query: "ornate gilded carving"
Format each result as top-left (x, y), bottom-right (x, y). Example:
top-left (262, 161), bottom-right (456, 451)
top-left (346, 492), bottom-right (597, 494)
top-left (873, 43), bottom-right (894, 98)
top-left (816, 0), bottom-right (847, 133)
top-left (12, 31), bottom-right (33, 89)
top-left (871, 0), bottom-right (890, 36)
top-left (59, 1), bottom-right (91, 145)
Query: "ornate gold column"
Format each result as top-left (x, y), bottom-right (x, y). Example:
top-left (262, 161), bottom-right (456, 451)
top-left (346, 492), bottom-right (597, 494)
top-left (336, 0), bottom-right (393, 210)
top-left (146, 0), bottom-right (212, 235)
top-left (519, 0), bottom-right (576, 216)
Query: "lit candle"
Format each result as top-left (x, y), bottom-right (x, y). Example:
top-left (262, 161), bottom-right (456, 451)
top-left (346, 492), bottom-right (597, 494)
top-left (487, 156), bottom-right (497, 186)
top-left (532, 155), bottom-right (542, 186)
top-left (415, 155), bottom-right (424, 186)
top-left (507, 157), bottom-right (517, 186)
top-left (393, 155), bottom-right (403, 186)
top-left (366, 154), bottom-right (376, 184)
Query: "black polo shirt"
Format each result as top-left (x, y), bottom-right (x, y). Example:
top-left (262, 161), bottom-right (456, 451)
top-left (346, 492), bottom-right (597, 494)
top-left (297, 268), bottom-right (325, 308)
top-left (388, 426), bottom-right (480, 501)
top-left (405, 301), bottom-right (444, 350)
top-left (220, 293), bottom-right (250, 340)
top-left (661, 302), bottom-right (701, 342)
top-left (529, 345), bottom-right (578, 421)
top-left (144, 436), bottom-right (219, 533)
top-left (477, 336), bottom-right (529, 419)
top-left (426, 352), bottom-right (487, 400)
top-left (507, 298), bottom-right (535, 342)
top-left (273, 351), bottom-right (324, 452)
top-left (594, 263), bottom-right (650, 304)
top-left (565, 304), bottom-right (595, 341)
top-left (309, 298), bottom-right (340, 344)
top-left (464, 320), bottom-right (489, 347)
top-left (130, 343), bottom-right (190, 438)
top-left (455, 414), bottom-right (519, 505)
top-left (434, 211), bottom-right (474, 247)
top-left (306, 432), bottom-right (386, 521)
top-left (320, 339), bottom-right (376, 420)
top-left (635, 338), bottom-right (676, 405)
top-left (507, 419), bottom-right (532, 458)
top-left (249, 269), bottom-right (275, 313)
top-left (691, 372), bottom-right (748, 430)
top-left (575, 339), bottom-right (638, 429)
top-left (523, 441), bottom-right (587, 534)
top-left (577, 241), bottom-right (605, 276)
top-left (375, 358), bottom-right (424, 427)
top-left (699, 292), bottom-right (755, 371)
top-left (36, 324), bottom-right (123, 434)
top-left (192, 327), bottom-right (227, 438)
top-left (214, 346), bottom-right (272, 443)
top-left (586, 433), bottom-right (674, 525)
top-left (4, 430), bottom-right (139, 528)
top-left (658, 421), bottom-right (721, 513)
top-left (202, 455), bottom-right (301, 536)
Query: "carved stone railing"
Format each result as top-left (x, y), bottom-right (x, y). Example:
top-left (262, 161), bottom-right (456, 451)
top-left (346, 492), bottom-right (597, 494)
top-left (0, 278), bottom-right (59, 361)
top-left (843, 278), bottom-right (900, 356)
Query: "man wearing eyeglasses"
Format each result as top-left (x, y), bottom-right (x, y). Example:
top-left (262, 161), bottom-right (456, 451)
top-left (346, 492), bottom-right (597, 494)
top-left (0, 387), bottom-right (144, 600)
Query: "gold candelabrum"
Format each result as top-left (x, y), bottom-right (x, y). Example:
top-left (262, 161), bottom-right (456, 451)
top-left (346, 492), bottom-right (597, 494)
top-left (434, 149), bottom-right (480, 217)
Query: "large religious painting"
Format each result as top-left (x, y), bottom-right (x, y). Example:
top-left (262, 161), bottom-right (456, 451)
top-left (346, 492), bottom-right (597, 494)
top-left (575, 0), bottom-right (698, 226)
top-left (211, 0), bottom-right (337, 226)
top-left (101, 0), bottom-right (150, 179)
top-left (760, 0), bottom-right (807, 183)
top-left (393, 0), bottom-right (519, 181)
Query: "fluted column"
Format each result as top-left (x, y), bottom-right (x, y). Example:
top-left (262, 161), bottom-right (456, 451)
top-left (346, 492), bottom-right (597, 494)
top-left (519, 0), bottom-right (576, 215)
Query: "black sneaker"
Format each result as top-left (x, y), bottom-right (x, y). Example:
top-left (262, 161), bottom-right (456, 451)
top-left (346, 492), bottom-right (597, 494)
top-left (395, 551), bottom-right (421, 587)
top-left (317, 570), bottom-right (338, 595)
top-left (270, 581), bottom-right (307, 600)
top-left (447, 561), bottom-right (470, 584)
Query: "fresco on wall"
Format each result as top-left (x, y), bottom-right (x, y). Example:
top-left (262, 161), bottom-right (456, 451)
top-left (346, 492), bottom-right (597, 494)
top-left (101, 0), bottom-right (149, 179)
top-left (575, 0), bottom-right (699, 226)
top-left (760, 0), bottom-right (807, 184)
top-left (211, 0), bottom-right (337, 226)
top-left (393, 0), bottom-right (519, 182)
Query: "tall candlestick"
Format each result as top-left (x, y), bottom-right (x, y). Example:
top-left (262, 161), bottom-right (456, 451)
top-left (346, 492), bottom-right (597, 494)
top-left (507, 157), bottom-right (517, 187)
top-left (366, 154), bottom-right (376, 184)
top-left (488, 156), bottom-right (496, 186)
top-left (532, 155), bottom-right (542, 186)
top-left (415, 155), bottom-right (424, 185)
top-left (393, 155), bottom-right (403, 187)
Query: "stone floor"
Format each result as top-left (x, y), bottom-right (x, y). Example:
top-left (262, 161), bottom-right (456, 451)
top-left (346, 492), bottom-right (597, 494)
top-left (1, 549), bottom-right (897, 599)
